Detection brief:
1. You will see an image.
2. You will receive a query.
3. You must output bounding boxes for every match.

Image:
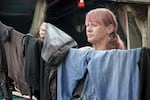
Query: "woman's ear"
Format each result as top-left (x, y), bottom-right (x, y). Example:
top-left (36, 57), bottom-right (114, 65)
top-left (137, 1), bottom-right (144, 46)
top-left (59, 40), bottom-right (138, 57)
top-left (106, 24), bottom-right (114, 34)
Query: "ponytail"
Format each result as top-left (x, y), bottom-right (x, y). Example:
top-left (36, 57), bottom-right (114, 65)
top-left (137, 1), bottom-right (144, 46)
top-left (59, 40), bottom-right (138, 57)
top-left (108, 33), bottom-right (125, 50)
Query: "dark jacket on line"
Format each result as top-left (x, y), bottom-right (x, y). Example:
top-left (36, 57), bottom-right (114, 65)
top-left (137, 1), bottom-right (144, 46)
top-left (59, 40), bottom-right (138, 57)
top-left (23, 23), bottom-right (77, 100)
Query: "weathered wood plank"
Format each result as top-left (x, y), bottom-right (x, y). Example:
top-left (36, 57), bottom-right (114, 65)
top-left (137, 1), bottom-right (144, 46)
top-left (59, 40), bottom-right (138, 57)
top-left (147, 6), bottom-right (150, 47)
top-left (29, 0), bottom-right (46, 37)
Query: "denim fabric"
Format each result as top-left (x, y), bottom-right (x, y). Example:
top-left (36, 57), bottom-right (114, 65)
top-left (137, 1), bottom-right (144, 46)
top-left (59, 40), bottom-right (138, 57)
top-left (85, 48), bottom-right (141, 100)
top-left (57, 48), bottom-right (141, 100)
top-left (57, 48), bottom-right (92, 100)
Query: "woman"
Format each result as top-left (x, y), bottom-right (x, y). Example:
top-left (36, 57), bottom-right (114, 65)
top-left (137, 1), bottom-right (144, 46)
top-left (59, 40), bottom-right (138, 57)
top-left (39, 8), bottom-right (125, 50)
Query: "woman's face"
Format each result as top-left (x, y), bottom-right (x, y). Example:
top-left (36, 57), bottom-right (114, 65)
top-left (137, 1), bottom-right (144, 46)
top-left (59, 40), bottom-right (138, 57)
top-left (85, 21), bottom-right (108, 44)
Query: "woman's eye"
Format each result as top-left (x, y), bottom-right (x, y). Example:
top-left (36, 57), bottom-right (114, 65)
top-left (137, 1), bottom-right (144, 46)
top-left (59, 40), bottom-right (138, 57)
top-left (91, 23), bottom-right (98, 26)
top-left (85, 23), bottom-right (98, 27)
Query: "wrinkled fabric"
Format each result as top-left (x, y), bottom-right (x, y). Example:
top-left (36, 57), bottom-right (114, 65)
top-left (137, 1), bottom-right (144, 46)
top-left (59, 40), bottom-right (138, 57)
top-left (0, 22), bottom-right (8, 72)
top-left (23, 34), bottom-right (58, 100)
top-left (57, 48), bottom-right (91, 100)
top-left (57, 48), bottom-right (141, 100)
top-left (0, 21), bottom-right (13, 43)
top-left (0, 22), bottom-right (12, 99)
top-left (0, 21), bottom-right (30, 95)
top-left (23, 35), bottom-right (42, 92)
top-left (85, 48), bottom-right (141, 100)
top-left (41, 23), bottom-right (78, 65)
top-left (23, 23), bottom-right (78, 99)
top-left (139, 47), bottom-right (150, 100)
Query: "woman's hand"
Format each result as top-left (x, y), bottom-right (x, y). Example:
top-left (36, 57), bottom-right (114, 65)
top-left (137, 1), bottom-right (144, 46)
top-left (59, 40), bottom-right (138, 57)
top-left (39, 22), bottom-right (46, 39)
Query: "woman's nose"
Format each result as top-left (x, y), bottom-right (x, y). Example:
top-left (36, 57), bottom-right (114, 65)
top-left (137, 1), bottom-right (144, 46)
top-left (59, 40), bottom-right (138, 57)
top-left (86, 26), bottom-right (92, 32)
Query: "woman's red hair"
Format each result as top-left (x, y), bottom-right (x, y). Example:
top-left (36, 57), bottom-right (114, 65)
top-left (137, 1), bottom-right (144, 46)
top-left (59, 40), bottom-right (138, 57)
top-left (85, 8), bottom-right (125, 50)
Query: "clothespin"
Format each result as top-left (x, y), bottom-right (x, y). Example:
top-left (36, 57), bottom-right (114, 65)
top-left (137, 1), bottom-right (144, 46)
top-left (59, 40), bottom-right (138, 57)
top-left (78, 0), bottom-right (85, 8)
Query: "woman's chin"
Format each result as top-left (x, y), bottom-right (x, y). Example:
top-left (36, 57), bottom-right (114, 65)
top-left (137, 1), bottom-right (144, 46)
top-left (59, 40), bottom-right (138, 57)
top-left (87, 39), bottom-right (94, 44)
